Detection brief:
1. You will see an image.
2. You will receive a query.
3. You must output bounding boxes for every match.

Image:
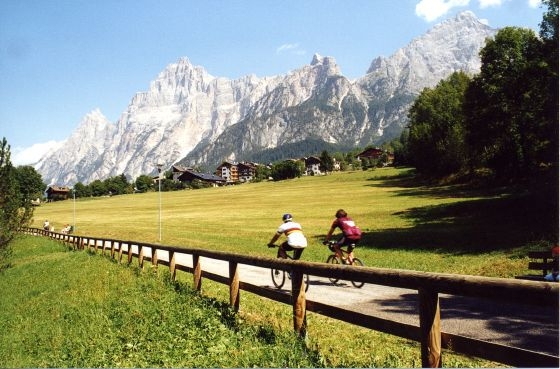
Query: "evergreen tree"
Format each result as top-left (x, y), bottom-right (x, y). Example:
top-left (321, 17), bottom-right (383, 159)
top-left (0, 138), bottom-right (33, 270)
top-left (319, 150), bottom-right (334, 173)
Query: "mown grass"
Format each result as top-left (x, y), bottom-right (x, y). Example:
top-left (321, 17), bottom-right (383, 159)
top-left (32, 167), bottom-right (558, 277)
top-left (0, 237), bottom-right (324, 368)
top-left (1, 236), bottom-right (501, 368)
top-left (15, 167), bottom-right (557, 367)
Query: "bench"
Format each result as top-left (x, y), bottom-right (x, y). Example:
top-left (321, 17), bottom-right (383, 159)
top-left (515, 250), bottom-right (558, 281)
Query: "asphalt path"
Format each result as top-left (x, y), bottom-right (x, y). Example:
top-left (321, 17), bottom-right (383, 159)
top-left (138, 247), bottom-right (558, 357)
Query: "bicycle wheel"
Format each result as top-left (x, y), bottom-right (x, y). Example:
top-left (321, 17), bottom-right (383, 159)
top-left (271, 268), bottom-right (285, 289)
top-left (350, 258), bottom-right (365, 288)
top-left (326, 254), bottom-right (340, 284)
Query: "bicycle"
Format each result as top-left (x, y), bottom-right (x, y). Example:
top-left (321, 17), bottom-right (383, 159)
top-left (324, 240), bottom-right (365, 288)
top-left (268, 244), bottom-right (310, 292)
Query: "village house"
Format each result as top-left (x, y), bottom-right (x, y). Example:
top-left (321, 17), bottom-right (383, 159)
top-left (304, 156), bottom-right (322, 175)
top-left (216, 161), bottom-right (239, 183)
top-left (177, 169), bottom-right (226, 187)
top-left (237, 162), bottom-right (257, 182)
top-left (356, 147), bottom-right (394, 166)
top-left (171, 164), bottom-right (193, 181)
top-left (46, 185), bottom-right (70, 202)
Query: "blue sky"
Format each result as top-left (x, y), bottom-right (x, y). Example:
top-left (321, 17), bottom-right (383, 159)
top-left (0, 0), bottom-right (545, 165)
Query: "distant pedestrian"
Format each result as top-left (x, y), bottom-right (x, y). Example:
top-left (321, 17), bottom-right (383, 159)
top-left (43, 219), bottom-right (50, 231)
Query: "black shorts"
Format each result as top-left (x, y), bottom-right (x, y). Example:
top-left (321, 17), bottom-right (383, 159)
top-left (338, 237), bottom-right (359, 251)
top-left (280, 241), bottom-right (305, 260)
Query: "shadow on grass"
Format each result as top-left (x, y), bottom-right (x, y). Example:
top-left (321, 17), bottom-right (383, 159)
top-left (361, 170), bottom-right (559, 255)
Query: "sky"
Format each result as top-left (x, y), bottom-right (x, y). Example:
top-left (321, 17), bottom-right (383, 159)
top-left (0, 0), bottom-right (546, 165)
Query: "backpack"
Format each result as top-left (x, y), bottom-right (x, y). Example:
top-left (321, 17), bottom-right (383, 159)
top-left (340, 218), bottom-right (362, 240)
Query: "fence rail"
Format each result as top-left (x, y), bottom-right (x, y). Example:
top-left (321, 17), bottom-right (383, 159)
top-left (22, 227), bottom-right (559, 367)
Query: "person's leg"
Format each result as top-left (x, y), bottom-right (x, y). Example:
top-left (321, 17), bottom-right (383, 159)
top-left (345, 241), bottom-right (356, 263)
top-left (293, 248), bottom-right (303, 260)
top-left (277, 241), bottom-right (289, 258)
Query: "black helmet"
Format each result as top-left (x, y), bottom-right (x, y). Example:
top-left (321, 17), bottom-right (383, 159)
top-left (282, 213), bottom-right (293, 222)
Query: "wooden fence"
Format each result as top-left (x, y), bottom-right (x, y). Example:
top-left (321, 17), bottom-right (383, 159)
top-left (22, 227), bottom-right (559, 367)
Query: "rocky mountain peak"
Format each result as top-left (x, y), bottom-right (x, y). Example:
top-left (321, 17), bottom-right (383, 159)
top-left (35, 11), bottom-right (498, 185)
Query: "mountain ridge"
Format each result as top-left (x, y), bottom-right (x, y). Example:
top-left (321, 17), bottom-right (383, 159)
top-left (35, 11), bottom-right (496, 184)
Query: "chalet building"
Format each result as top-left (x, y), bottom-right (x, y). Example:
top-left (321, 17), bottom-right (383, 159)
top-left (304, 156), bottom-right (322, 175)
top-left (216, 161), bottom-right (238, 183)
top-left (237, 162), bottom-right (259, 182)
top-left (356, 147), bottom-right (394, 165)
top-left (177, 169), bottom-right (226, 187)
top-left (171, 164), bottom-right (193, 181)
top-left (46, 185), bottom-right (70, 202)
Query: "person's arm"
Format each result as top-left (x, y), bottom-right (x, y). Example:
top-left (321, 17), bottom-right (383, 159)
top-left (268, 232), bottom-right (281, 247)
top-left (324, 226), bottom-right (336, 243)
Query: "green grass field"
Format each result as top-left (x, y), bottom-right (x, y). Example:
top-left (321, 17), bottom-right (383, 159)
top-left (32, 167), bottom-right (558, 278)
top-left (5, 166), bottom-right (556, 367)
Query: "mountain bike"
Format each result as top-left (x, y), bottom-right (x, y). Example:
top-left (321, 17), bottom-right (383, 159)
top-left (268, 244), bottom-right (310, 292)
top-left (325, 240), bottom-right (365, 288)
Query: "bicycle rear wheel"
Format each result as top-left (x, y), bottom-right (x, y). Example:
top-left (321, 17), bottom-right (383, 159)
top-left (271, 268), bottom-right (285, 289)
top-left (350, 258), bottom-right (365, 288)
top-left (326, 255), bottom-right (340, 284)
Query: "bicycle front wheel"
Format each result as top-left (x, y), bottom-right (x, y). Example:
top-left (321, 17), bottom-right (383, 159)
top-left (350, 258), bottom-right (365, 288)
top-left (271, 268), bottom-right (285, 289)
top-left (326, 255), bottom-right (340, 284)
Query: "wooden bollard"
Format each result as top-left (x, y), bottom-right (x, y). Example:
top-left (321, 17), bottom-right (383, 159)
top-left (229, 261), bottom-right (240, 312)
top-left (152, 248), bottom-right (158, 269)
top-left (169, 251), bottom-right (176, 281)
top-left (291, 270), bottom-right (307, 338)
top-left (419, 288), bottom-right (442, 368)
top-left (193, 255), bottom-right (202, 291)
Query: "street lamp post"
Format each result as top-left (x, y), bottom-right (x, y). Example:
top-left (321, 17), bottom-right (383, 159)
top-left (156, 163), bottom-right (163, 242)
top-left (72, 187), bottom-right (76, 231)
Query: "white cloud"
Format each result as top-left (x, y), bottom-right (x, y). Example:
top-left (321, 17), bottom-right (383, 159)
top-left (276, 43), bottom-right (306, 55)
top-left (12, 140), bottom-right (63, 166)
top-left (416, 0), bottom-right (470, 22)
top-left (478, 0), bottom-right (503, 8)
top-left (527, 0), bottom-right (542, 8)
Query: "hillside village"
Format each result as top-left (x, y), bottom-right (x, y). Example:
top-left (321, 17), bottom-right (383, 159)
top-left (44, 147), bottom-right (394, 201)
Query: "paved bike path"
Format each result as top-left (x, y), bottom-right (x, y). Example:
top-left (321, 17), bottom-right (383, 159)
top-left (144, 249), bottom-right (558, 357)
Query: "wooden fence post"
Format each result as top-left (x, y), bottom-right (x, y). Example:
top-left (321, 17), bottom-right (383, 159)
top-left (117, 242), bottom-right (123, 263)
top-left (139, 245), bottom-right (144, 268)
top-left (152, 248), bottom-right (158, 269)
top-left (110, 240), bottom-right (115, 259)
top-left (291, 270), bottom-right (307, 338)
top-left (419, 288), bottom-right (442, 368)
top-left (169, 251), bottom-right (176, 281)
top-left (229, 261), bottom-right (240, 312)
top-left (127, 243), bottom-right (133, 265)
top-left (193, 254), bottom-right (202, 291)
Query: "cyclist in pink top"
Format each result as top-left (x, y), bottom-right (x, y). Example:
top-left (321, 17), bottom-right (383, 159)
top-left (323, 209), bottom-right (362, 264)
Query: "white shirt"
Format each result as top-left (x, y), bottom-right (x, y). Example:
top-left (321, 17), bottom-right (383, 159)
top-left (276, 221), bottom-right (307, 248)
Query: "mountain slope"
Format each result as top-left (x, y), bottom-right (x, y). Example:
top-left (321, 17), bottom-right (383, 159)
top-left (35, 11), bottom-right (496, 184)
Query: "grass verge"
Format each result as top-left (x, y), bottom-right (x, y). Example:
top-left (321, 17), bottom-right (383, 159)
top-left (1, 236), bottom-right (504, 368)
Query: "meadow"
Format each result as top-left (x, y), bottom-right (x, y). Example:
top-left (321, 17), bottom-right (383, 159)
top-left (5, 166), bottom-right (556, 367)
top-left (32, 167), bottom-right (558, 278)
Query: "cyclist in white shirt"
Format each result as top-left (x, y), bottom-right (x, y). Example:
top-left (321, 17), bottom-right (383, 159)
top-left (267, 213), bottom-right (308, 260)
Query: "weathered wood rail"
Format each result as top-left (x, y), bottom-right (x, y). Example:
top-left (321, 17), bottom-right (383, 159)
top-left (22, 227), bottom-right (559, 367)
